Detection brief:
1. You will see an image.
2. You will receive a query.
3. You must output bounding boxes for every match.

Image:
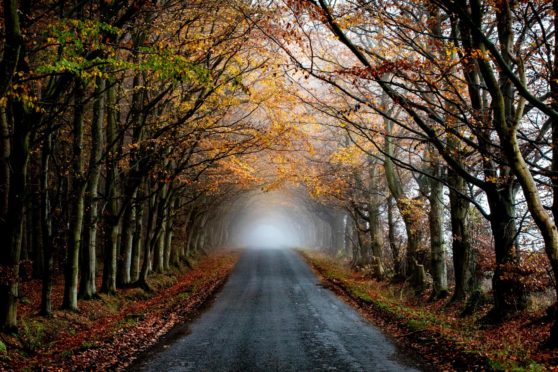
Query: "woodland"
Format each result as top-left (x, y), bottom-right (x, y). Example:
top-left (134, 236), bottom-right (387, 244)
top-left (1, 0), bottom-right (558, 369)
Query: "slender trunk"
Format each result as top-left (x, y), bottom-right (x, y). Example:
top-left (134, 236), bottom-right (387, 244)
top-left (80, 78), bottom-right (105, 299)
top-left (165, 197), bottom-right (177, 269)
top-left (153, 185), bottom-right (168, 273)
top-left (153, 200), bottom-right (166, 273)
top-left (40, 133), bottom-right (53, 315)
top-left (130, 183), bottom-right (144, 282)
top-left (31, 179), bottom-right (43, 279)
top-left (367, 158), bottom-right (384, 278)
top-left (101, 82), bottom-right (119, 294)
top-left (63, 82), bottom-right (86, 311)
top-left (428, 148), bottom-right (448, 299)
top-left (184, 207), bottom-right (199, 258)
top-left (138, 180), bottom-right (156, 284)
top-left (117, 191), bottom-right (135, 287)
top-left (387, 196), bottom-right (401, 277)
top-left (165, 220), bottom-right (174, 268)
top-left (157, 219), bottom-right (167, 272)
top-left (101, 223), bottom-right (119, 293)
top-left (180, 205), bottom-right (194, 261)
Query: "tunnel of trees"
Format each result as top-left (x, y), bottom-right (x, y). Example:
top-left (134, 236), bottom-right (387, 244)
top-left (3, 0), bottom-right (558, 350)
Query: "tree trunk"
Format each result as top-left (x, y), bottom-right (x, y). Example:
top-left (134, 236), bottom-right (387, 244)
top-left (428, 148), bottom-right (448, 299)
top-left (383, 109), bottom-right (424, 286)
top-left (30, 179), bottom-right (43, 279)
top-left (0, 104), bottom-right (29, 330)
top-left (387, 196), bottom-right (401, 277)
top-left (40, 133), bottom-right (53, 315)
top-left (117, 191), bottom-right (135, 287)
top-left (166, 197), bottom-right (178, 268)
top-left (0, 0), bottom-right (25, 331)
top-left (549, 0), bottom-right (558, 346)
top-left (138, 179), bottom-right (157, 285)
top-left (486, 184), bottom-right (527, 318)
top-left (448, 168), bottom-right (473, 302)
top-left (367, 158), bottom-right (384, 278)
top-left (63, 81), bottom-right (86, 311)
top-left (101, 82), bottom-right (119, 294)
top-left (80, 78), bottom-right (105, 299)
top-left (131, 184), bottom-right (144, 282)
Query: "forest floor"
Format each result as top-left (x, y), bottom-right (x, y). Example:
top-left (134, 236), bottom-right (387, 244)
top-left (300, 250), bottom-right (558, 371)
top-left (0, 250), bottom-right (240, 371)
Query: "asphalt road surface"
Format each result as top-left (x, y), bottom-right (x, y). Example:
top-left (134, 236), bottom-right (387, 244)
top-left (133, 248), bottom-right (419, 372)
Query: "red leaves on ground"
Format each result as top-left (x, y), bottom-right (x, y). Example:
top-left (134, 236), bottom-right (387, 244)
top-left (1, 251), bottom-right (239, 371)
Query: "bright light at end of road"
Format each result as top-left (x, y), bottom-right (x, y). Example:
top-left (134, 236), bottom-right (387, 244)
top-left (239, 223), bottom-right (298, 249)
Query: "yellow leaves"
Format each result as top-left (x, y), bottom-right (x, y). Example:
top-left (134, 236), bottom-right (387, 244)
top-left (330, 144), bottom-right (364, 167)
top-left (485, 175), bottom-right (498, 184)
top-left (444, 45), bottom-right (459, 60)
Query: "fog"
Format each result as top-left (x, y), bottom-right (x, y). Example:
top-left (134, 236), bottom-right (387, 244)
top-left (208, 189), bottom-right (346, 251)
top-left (237, 223), bottom-right (299, 249)
top-left (227, 190), bottom-right (310, 249)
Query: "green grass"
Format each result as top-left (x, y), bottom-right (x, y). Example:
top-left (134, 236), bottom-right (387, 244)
top-left (407, 318), bottom-right (429, 332)
top-left (178, 291), bottom-right (192, 300)
top-left (78, 341), bottom-right (96, 351)
top-left (19, 320), bottom-right (46, 352)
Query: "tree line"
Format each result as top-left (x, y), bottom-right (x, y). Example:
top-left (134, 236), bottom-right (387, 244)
top-left (0, 0), bottom-right (275, 332)
top-left (257, 0), bottom-right (558, 347)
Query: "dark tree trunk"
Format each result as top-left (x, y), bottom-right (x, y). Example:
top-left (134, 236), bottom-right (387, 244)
top-left (0, 0), bottom-right (25, 331)
top-left (448, 168), bottom-right (473, 303)
top-left (486, 184), bottom-right (527, 318)
top-left (40, 133), bottom-right (53, 315)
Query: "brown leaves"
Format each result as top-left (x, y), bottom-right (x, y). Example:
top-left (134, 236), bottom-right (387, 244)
top-left (1, 251), bottom-right (240, 371)
top-left (301, 250), bottom-right (558, 370)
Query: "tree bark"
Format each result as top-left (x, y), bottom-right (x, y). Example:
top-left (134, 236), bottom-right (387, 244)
top-left (80, 78), bottom-right (105, 299)
top-left (383, 112), bottom-right (424, 286)
top-left (101, 82), bottom-right (119, 294)
top-left (387, 196), bottom-right (401, 277)
top-left (40, 132), bottom-right (53, 315)
top-left (367, 158), bottom-right (384, 278)
top-left (428, 147), bottom-right (448, 299)
top-left (130, 184), bottom-right (144, 282)
top-left (486, 184), bottom-right (527, 317)
top-left (448, 168), bottom-right (473, 302)
top-left (0, 0), bottom-right (26, 331)
top-left (117, 190), bottom-right (135, 287)
top-left (63, 81), bottom-right (87, 311)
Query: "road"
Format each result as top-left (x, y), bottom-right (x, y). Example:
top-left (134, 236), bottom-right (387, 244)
top-left (132, 248), bottom-right (419, 371)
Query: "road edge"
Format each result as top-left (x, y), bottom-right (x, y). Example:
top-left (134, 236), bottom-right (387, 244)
top-left (298, 249), bottom-right (494, 371)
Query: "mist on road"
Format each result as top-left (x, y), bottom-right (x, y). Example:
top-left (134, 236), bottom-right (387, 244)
top-left (209, 189), bottom-right (347, 252)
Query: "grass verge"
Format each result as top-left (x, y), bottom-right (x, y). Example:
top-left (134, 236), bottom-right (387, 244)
top-left (299, 250), bottom-right (556, 371)
top-left (0, 250), bottom-right (240, 371)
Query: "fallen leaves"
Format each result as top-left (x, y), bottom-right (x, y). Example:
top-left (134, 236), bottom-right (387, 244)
top-left (0, 251), bottom-right (239, 371)
top-left (300, 250), bottom-right (558, 370)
